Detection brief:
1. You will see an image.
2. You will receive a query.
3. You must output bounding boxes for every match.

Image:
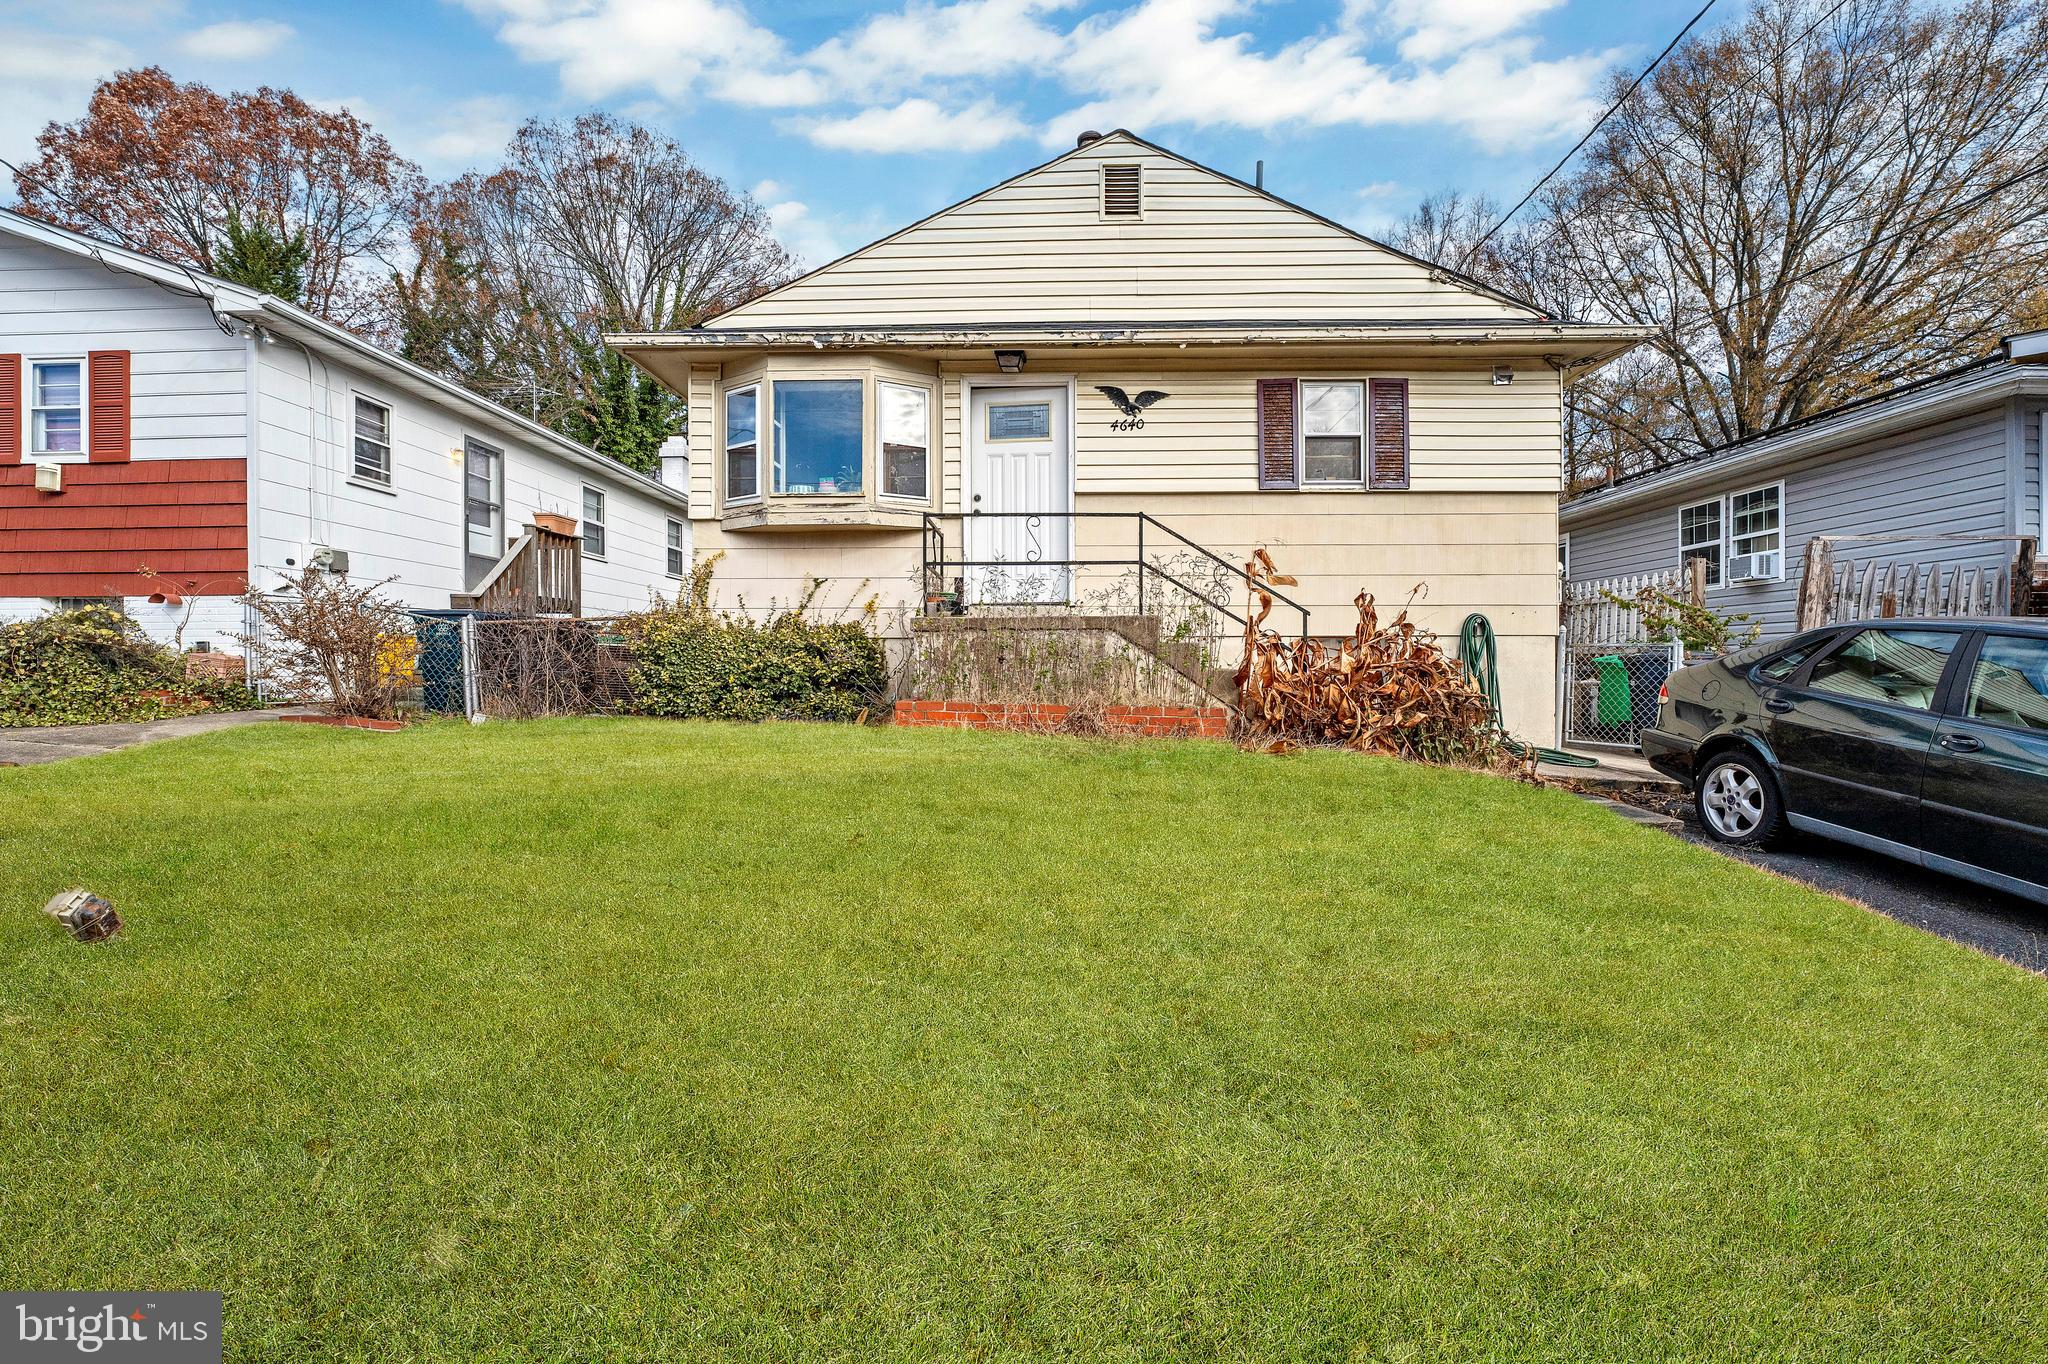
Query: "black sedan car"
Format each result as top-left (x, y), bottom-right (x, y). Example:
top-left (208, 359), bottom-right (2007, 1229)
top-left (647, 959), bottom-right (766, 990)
top-left (1641, 617), bottom-right (2048, 905)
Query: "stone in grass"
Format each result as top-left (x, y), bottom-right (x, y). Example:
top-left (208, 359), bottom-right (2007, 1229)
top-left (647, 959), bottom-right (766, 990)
top-left (42, 889), bottom-right (121, 942)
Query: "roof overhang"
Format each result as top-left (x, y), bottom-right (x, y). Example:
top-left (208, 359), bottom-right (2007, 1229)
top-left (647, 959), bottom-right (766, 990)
top-left (1561, 362), bottom-right (2048, 528)
top-left (610, 321), bottom-right (1653, 391)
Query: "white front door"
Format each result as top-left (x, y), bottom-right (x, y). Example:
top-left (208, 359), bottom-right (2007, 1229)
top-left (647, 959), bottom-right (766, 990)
top-left (966, 384), bottom-right (1072, 605)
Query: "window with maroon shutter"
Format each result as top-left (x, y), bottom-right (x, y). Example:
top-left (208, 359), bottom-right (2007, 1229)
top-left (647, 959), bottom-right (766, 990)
top-left (1256, 378), bottom-right (1298, 489)
top-left (0, 354), bottom-right (19, 462)
top-left (1368, 377), bottom-right (1409, 491)
top-left (87, 350), bottom-right (131, 462)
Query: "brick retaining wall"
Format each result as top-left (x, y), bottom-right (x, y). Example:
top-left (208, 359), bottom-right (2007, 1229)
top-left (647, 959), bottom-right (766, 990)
top-left (893, 698), bottom-right (1230, 739)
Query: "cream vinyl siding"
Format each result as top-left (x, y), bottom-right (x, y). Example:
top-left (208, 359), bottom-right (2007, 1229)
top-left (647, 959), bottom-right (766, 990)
top-left (716, 135), bottom-right (1536, 328)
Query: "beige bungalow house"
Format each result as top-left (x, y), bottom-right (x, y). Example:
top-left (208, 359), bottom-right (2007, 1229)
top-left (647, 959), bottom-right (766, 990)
top-left (611, 131), bottom-right (1645, 735)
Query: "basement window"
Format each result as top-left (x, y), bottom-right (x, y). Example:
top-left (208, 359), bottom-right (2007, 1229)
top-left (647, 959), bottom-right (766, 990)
top-left (1101, 163), bottom-right (1142, 218)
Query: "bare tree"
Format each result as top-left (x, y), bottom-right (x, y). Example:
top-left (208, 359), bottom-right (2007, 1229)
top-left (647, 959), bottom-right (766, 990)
top-left (379, 115), bottom-right (795, 469)
top-left (1543, 0), bottom-right (2048, 474)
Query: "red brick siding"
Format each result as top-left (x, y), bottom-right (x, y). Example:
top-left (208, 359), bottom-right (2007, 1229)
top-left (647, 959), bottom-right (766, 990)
top-left (0, 458), bottom-right (247, 597)
top-left (893, 698), bottom-right (1230, 739)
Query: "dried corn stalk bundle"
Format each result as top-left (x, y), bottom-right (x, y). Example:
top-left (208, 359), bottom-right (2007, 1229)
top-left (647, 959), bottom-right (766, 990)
top-left (1232, 549), bottom-right (1515, 770)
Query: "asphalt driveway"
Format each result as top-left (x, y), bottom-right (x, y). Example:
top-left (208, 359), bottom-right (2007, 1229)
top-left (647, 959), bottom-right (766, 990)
top-left (1674, 817), bottom-right (2048, 973)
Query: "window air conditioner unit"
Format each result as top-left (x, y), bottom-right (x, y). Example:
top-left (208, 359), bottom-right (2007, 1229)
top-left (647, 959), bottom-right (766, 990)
top-left (1727, 551), bottom-right (1779, 583)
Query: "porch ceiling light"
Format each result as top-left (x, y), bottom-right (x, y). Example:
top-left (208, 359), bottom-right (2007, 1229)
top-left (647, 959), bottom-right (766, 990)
top-left (995, 349), bottom-right (1026, 374)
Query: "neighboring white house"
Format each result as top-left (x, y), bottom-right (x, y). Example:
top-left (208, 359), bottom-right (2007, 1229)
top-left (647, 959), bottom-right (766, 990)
top-left (0, 209), bottom-right (691, 652)
top-left (610, 131), bottom-right (1649, 736)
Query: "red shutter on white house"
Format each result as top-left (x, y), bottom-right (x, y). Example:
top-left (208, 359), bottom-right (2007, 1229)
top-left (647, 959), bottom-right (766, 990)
top-left (87, 350), bottom-right (131, 463)
top-left (0, 354), bottom-right (19, 462)
top-left (1368, 378), bottom-right (1409, 491)
top-left (1256, 378), bottom-right (1298, 489)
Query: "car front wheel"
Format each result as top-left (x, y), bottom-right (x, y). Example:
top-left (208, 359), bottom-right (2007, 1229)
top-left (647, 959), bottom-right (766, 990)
top-left (1695, 751), bottom-right (1785, 847)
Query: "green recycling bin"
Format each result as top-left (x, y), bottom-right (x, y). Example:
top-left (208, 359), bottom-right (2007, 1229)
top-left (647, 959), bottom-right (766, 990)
top-left (1594, 654), bottom-right (1632, 728)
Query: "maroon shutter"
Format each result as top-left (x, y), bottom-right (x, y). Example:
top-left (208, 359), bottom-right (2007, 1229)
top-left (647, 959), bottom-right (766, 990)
top-left (0, 354), bottom-right (18, 462)
top-left (1256, 378), bottom-right (1297, 489)
top-left (1368, 378), bottom-right (1408, 491)
top-left (87, 350), bottom-right (132, 463)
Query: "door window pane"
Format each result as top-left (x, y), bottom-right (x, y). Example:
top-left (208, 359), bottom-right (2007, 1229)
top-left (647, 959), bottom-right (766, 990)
top-left (880, 381), bottom-right (929, 499)
top-left (1806, 628), bottom-right (1960, 710)
top-left (774, 379), bottom-right (863, 494)
top-left (987, 402), bottom-right (1049, 441)
top-left (1966, 635), bottom-right (2048, 732)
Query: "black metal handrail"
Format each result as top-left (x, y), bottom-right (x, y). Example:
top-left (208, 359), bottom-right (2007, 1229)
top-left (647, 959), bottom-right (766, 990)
top-left (920, 511), bottom-right (1313, 641)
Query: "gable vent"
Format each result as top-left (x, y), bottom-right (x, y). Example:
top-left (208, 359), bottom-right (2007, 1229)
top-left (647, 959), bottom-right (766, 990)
top-left (1101, 164), bottom-right (1142, 218)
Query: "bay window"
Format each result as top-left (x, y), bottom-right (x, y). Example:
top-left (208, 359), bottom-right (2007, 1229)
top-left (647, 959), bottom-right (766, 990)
top-left (1300, 380), bottom-right (1364, 484)
top-left (725, 384), bottom-right (760, 501)
top-left (879, 381), bottom-right (929, 500)
top-left (772, 378), bottom-right (863, 495)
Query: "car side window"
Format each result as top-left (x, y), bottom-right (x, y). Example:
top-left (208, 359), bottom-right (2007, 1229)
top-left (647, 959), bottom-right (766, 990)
top-left (1964, 635), bottom-right (2048, 733)
top-left (1804, 628), bottom-right (1961, 711)
top-left (1755, 646), bottom-right (1815, 682)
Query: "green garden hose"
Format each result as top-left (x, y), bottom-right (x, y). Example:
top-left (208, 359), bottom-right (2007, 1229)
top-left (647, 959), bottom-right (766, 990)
top-left (1457, 613), bottom-right (1598, 769)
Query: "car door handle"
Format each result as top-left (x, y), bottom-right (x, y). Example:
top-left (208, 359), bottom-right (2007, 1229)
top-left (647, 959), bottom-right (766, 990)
top-left (1764, 698), bottom-right (1796, 714)
top-left (1938, 733), bottom-right (1984, 753)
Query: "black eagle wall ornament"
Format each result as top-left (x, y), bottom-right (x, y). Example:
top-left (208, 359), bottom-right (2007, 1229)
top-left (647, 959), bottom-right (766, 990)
top-left (1095, 386), bottom-right (1169, 417)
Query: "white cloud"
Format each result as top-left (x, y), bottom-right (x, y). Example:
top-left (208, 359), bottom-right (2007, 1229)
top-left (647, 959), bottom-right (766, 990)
top-left (460, 0), bottom-right (1613, 156)
top-left (0, 29), bottom-right (132, 175)
top-left (175, 18), bottom-right (294, 61)
top-left (1378, 0), bottom-right (1565, 63)
top-left (1045, 0), bottom-right (1604, 150)
top-left (805, 0), bottom-right (1074, 100)
top-left (750, 178), bottom-right (873, 268)
top-left (460, 0), bottom-right (825, 106)
top-left (795, 97), bottom-right (1030, 154)
top-left (414, 95), bottom-right (522, 171)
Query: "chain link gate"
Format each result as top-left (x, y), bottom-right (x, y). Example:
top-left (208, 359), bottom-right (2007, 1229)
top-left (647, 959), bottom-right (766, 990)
top-left (1559, 571), bottom-right (1684, 750)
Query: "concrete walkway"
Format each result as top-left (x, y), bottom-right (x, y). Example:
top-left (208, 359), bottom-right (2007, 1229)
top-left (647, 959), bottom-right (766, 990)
top-left (1536, 745), bottom-right (1675, 787)
top-left (0, 708), bottom-right (299, 766)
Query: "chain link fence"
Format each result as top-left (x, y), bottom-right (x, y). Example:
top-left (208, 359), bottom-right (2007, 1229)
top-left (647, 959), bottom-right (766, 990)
top-left (405, 612), bottom-right (637, 719)
top-left (1559, 572), bottom-right (1684, 750)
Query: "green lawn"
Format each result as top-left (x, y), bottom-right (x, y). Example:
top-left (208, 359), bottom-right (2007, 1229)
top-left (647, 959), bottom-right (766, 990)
top-left (3, 720), bottom-right (2047, 1361)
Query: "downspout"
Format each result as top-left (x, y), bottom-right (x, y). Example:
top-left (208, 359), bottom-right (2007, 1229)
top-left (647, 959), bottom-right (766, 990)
top-left (243, 324), bottom-right (263, 687)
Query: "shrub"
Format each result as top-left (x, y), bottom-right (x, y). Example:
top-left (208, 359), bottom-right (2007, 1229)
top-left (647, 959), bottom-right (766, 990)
top-left (617, 554), bottom-right (888, 723)
top-left (0, 606), bottom-right (221, 728)
top-left (243, 569), bottom-right (418, 719)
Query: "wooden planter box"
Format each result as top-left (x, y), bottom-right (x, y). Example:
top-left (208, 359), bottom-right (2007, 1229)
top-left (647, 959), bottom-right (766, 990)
top-left (532, 512), bottom-right (577, 537)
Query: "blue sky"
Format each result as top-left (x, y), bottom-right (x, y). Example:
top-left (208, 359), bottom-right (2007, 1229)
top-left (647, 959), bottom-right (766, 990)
top-left (1, 0), bottom-right (1732, 266)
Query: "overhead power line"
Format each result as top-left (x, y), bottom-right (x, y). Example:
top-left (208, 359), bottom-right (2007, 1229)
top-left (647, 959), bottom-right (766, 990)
top-left (1462, 0), bottom-right (1723, 270)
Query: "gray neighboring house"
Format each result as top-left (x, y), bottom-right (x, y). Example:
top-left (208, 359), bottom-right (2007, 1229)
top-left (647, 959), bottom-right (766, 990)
top-left (1561, 329), bottom-right (2047, 640)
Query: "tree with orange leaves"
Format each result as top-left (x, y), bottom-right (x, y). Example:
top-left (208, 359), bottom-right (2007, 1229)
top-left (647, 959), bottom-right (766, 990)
top-left (12, 67), bottom-right (421, 328)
